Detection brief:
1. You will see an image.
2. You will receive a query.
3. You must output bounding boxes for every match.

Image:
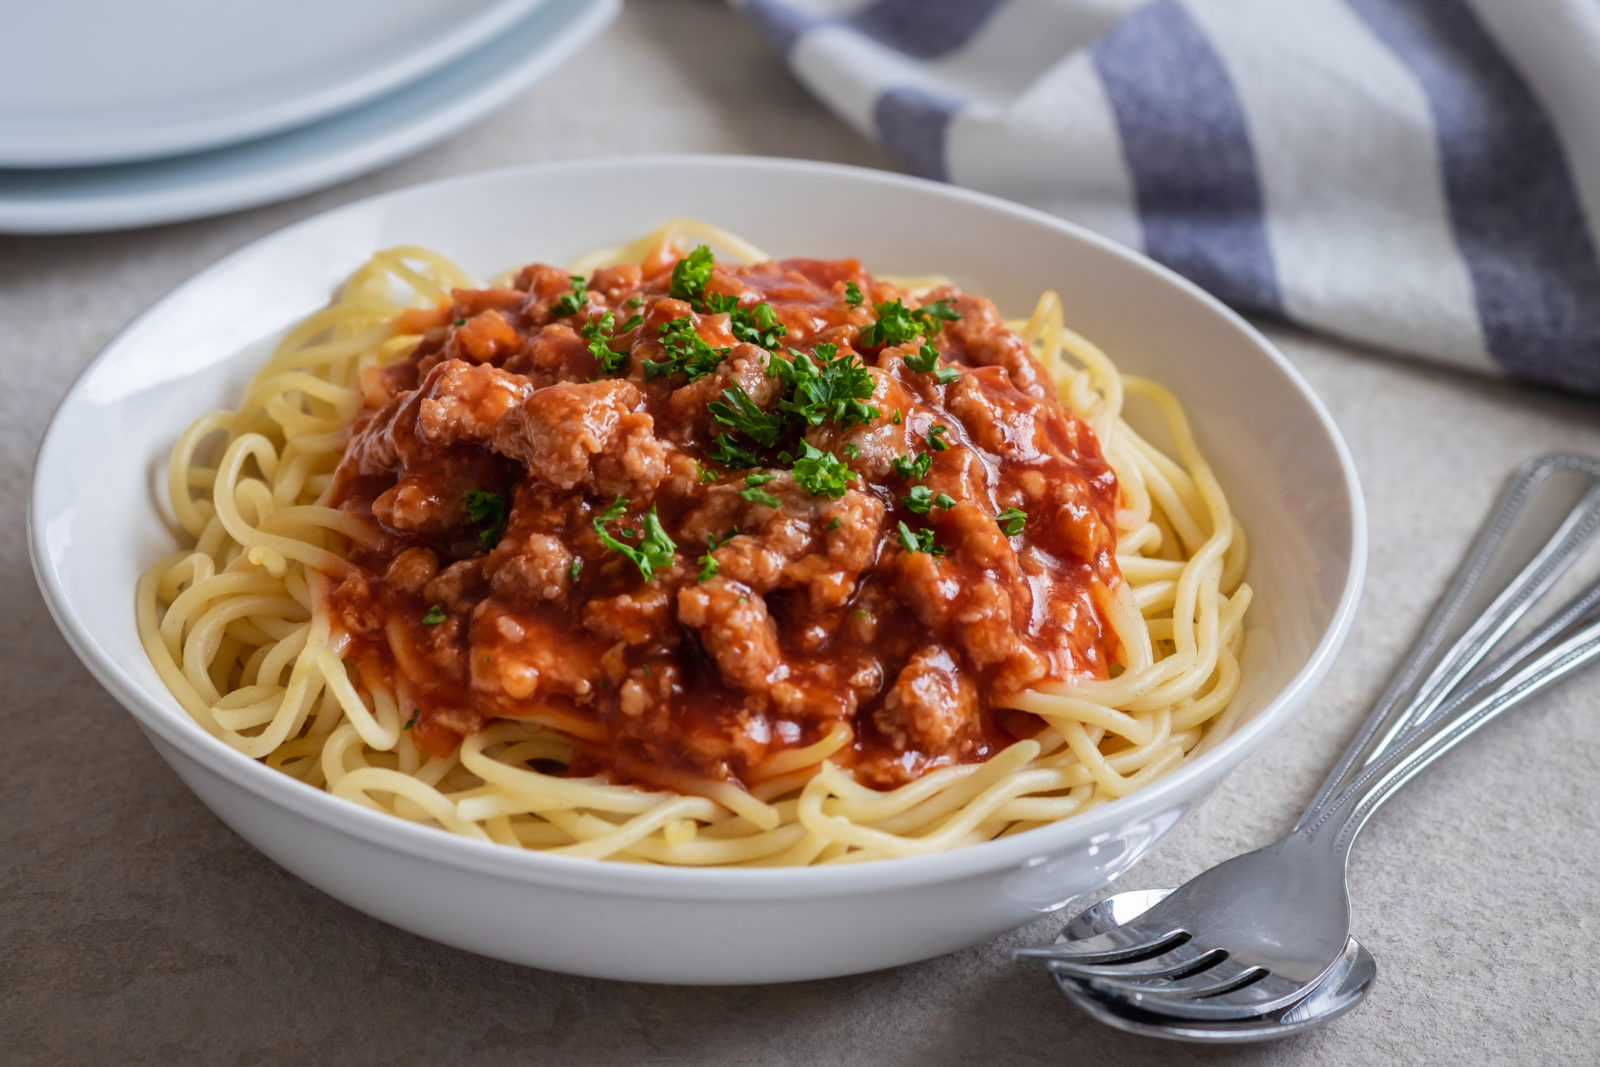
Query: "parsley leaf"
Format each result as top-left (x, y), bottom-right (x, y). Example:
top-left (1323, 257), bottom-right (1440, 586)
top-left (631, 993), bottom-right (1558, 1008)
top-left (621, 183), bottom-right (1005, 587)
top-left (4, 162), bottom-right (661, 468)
top-left (792, 442), bottom-right (854, 499)
top-left (709, 385), bottom-right (785, 446)
top-left (463, 489), bottom-right (508, 550)
top-left (697, 531), bottom-right (732, 584)
top-left (896, 521), bottom-right (943, 555)
top-left (903, 485), bottom-right (935, 514)
top-left (710, 435), bottom-right (763, 468)
top-left (670, 245), bottom-right (715, 305)
top-left (550, 274), bottom-right (587, 317)
top-left (934, 365), bottom-right (960, 384)
top-left (698, 553), bottom-right (719, 583)
top-left (913, 299), bottom-right (961, 331)
top-left (593, 498), bottom-right (677, 580)
top-left (769, 343), bottom-right (879, 430)
top-left (703, 292), bottom-right (740, 314)
top-left (568, 557), bottom-right (582, 581)
top-left (729, 301), bottom-right (787, 349)
top-left (996, 507), bottom-right (1028, 536)
top-left (935, 492), bottom-right (957, 510)
top-left (696, 461), bottom-right (717, 484)
top-left (452, 317), bottom-right (467, 327)
top-left (421, 604), bottom-right (447, 625)
top-left (581, 310), bottom-right (630, 375)
top-left (825, 516), bottom-right (840, 530)
top-left (890, 451), bottom-right (931, 482)
top-left (404, 708), bottom-right (419, 730)
top-left (860, 297), bottom-right (962, 347)
top-left (646, 316), bottom-right (731, 381)
top-left (744, 472), bottom-right (774, 486)
top-left (928, 425), bottom-right (950, 451)
top-left (858, 299), bottom-right (923, 348)
top-left (844, 281), bottom-right (864, 308)
top-left (904, 343), bottom-right (939, 374)
top-left (740, 485), bottom-right (782, 508)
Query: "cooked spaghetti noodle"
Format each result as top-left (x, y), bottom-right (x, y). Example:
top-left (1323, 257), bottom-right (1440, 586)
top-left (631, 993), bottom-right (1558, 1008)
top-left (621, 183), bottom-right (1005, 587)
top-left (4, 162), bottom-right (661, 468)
top-left (137, 219), bottom-right (1250, 866)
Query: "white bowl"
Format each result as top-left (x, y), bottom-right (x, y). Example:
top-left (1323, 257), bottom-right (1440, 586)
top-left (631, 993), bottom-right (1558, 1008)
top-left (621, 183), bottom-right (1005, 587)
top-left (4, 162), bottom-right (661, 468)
top-left (29, 156), bottom-right (1366, 984)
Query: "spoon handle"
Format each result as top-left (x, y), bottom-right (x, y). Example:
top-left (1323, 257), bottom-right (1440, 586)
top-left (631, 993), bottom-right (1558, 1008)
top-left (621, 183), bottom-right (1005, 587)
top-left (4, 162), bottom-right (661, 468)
top-left (1295, 453), bottom-right (1600, 830)
top-left (1302, 593), bottom-right (1600, 857)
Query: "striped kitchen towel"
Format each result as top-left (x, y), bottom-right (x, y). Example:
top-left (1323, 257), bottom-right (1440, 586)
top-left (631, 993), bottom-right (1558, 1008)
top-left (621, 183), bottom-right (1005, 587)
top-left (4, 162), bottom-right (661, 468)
top-left (735, 0), bottom-right (1600, 395)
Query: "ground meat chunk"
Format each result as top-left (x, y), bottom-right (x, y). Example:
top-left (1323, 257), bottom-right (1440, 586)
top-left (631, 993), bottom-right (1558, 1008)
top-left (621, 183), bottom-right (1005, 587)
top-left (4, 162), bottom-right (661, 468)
top-left (416, 360), bottom-right (532, 446)
top-left (490, 379), bottom-right (667, 498)
top-left (489, 534), bottom-right (573, 603)
top-left (583, 586), bottom-right (674, 646)
top-left (677, 579), bottom-right (787, 692)
top-left (876, 646), bottom-right (980, 754)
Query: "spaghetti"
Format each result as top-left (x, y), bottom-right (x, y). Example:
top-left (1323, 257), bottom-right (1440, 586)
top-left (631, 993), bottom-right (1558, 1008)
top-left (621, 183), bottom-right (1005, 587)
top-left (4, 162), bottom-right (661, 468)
top-left (137, 220), bottom-right (1250, 866)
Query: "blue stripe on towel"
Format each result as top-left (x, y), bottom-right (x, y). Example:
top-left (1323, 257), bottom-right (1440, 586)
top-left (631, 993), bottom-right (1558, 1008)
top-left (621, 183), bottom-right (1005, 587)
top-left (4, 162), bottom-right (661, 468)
top-left (1348, 0), bottom-right (1600, 393)
top-left (1091, 0), bottom-right (1283, 317)
top-left (743, 0), bottom-right (819, 55)
top-left (875, 88), bottom-right (961, 181)
top-left (850, 0), bottom-right (1010, 59)
top-left (744, 0), bottom-right (1005, 59)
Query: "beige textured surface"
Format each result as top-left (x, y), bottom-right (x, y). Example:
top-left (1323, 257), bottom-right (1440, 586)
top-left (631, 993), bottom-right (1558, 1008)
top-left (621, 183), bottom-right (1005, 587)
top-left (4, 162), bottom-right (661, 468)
top-left (5, 3), bottom-right (1600, 1063)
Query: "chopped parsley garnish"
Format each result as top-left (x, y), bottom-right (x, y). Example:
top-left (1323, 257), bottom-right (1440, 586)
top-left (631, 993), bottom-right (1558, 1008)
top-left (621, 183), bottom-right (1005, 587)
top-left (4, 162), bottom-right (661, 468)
top-left (852, 607), bottom-right (869, 617)
top-left (728, 301), bottom-right (787, 349)
top-left (858, 299), bottom-right (923, 348)
top-left (914, 299), bottom-right (961, 330)
top-left (593, 497), bottom-right (677, 580)
top-left (645, 316), bottom-right (731, 381)
top-left (858, 297), bottom-right (962, 348)
top-left (549, 274), bottom-right (587, 317)
top-left (568, 557), bottom-right (582, 581)
top-left (452, 317), bottom-right (467, 327)
top-left (696, 461), bottom-right (717, 484)
top-left (709, 385), bottom-right (785, 447)
top-left (670, 245), bottom-right (716, 305)
top-left (740, 485), bottom-right (782, 508)
top-left (698, 554), bottom-right (718, 583)
top-left (904, 343), bottom-right (940, 374)
top-left (697, 531), bottom-right (732, 584)
top-left (891, 451), bottom-right (932, 481)
top-left (825, 517), bottom-right (841, 530)
top-left (842, 442), bottom-right (860, 459)
top-left (581, 310), bottom-right (630, 375)
top-left (791, 441), bottom-right (854, 499)
top-left (421, 604), bottom-right (447, 626)
top-left (928, 425), bottom-right (950, 451)
top-left (896, 521), bottom-right (943, 556)
top-left (404, 708), bottom-right (419, 730)
top-left (626, 295), bottom-right (643, 308)
top-left (903, 485), bottom-right (956, 515)
top-left (996, 507), bottom-right (1028, 536)
top-left (463, 489), bottom-right (508, 550)
top-left (770, 343), bottom-right (879, 430)
top-left (710, 434), bottom-right (763, 468)
top-left (844, 281), bottom-right (864, 308)
top-left (744, 472), bottom-right (774, 487)
top-left (934, 365), bottom-right (960, 384)
top-left (892, 409), bottom-right (903, 425)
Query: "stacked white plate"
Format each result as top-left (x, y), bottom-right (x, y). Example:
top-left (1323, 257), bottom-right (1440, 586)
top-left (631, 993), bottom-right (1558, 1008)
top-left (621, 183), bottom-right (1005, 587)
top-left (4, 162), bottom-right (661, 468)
top-left (0, 0), bottom-right (619, 233)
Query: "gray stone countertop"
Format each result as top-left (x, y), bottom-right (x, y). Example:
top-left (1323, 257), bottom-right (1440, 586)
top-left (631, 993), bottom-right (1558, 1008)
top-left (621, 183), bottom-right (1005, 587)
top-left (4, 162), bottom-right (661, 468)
top-left (4, 3), bottom-right (1598, 1063)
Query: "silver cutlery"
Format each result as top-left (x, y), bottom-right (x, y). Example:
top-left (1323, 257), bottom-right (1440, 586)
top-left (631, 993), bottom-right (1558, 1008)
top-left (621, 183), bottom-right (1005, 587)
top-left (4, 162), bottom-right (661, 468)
top-left (1016, 452), bottom-right (1600, 1026)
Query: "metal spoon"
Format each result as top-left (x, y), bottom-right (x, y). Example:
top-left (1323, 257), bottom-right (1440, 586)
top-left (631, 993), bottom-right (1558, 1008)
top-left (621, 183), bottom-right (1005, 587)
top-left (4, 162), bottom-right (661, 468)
top-left (1047, 888), bottom-right (1375, 1044)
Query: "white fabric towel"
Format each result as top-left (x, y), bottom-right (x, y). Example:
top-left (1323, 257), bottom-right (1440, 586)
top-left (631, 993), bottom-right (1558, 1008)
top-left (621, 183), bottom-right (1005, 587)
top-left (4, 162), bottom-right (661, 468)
top-left (736, 0), bottom-right (1600, 395)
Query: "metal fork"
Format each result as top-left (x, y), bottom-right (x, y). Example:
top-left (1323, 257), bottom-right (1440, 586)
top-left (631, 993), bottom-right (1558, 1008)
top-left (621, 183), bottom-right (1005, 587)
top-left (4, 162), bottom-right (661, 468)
top-left (1015, 453), bottom-right (1600, 1021)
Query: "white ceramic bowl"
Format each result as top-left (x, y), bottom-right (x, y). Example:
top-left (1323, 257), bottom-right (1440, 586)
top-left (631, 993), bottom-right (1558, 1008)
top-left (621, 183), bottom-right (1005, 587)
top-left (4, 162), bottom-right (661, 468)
top-left (30, 156), bottom-right (1365, 984)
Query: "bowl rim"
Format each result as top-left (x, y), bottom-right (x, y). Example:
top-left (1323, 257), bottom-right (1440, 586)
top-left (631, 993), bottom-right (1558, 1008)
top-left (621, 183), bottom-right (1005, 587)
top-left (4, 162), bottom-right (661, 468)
top-left (29, 153), bottom-right (1368, 899)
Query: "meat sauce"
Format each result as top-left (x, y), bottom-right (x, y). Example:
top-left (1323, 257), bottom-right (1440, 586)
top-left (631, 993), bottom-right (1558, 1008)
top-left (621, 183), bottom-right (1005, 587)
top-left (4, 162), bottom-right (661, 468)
top-left (325, 249), bottom-right (1122, 790)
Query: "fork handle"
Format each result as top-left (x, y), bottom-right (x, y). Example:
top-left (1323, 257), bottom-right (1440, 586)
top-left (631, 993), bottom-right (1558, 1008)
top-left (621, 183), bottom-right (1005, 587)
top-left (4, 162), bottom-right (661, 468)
top-left (1295, 453), bottom-right (1600, 829)
top-left (1300, 597), bottom-right (1600, 859)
